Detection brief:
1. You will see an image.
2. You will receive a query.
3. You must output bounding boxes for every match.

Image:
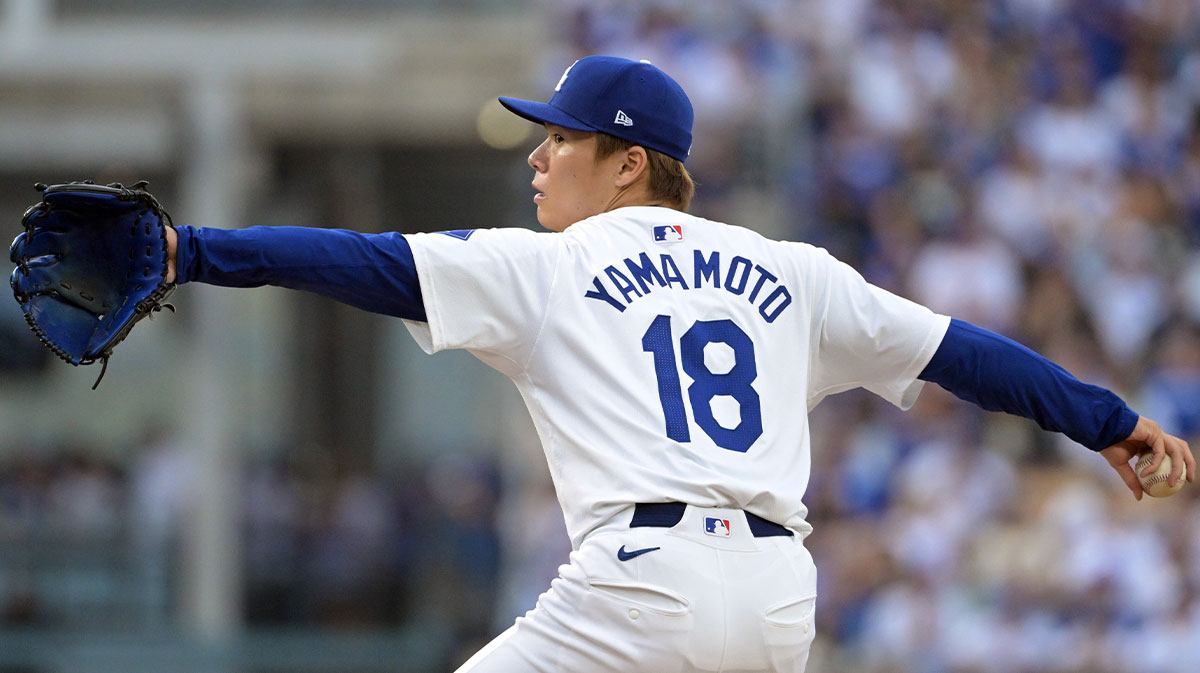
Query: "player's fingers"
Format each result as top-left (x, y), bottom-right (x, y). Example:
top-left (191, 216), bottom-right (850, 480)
top-left (1165, 436), bottom-right (1184, 487)
top-left (1139, 426), bottom-right (1167, 478)
top-left (1112, 461), bottom-right (1144, 501)
top-left (1176, 436), bottom-right (1195, 483)
top-left (1154, 431), bottom-right (1191, 487)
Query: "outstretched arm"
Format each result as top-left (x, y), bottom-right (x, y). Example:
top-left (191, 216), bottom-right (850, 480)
top-left (164, 224), bottom-right (425, 321)
top-left (919, 318), bottom-right (1194, 500)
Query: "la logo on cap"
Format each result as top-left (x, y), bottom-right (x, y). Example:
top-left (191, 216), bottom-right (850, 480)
top-left (614, 110), bottom-right (633, 126)
top-left (555, 60), bottom-right (576, 92)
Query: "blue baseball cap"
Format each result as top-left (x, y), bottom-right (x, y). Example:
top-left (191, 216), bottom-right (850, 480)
top-left (499, 56), bottom-right (694, 163)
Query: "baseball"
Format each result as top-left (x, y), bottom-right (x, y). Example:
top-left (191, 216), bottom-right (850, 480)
top-left (1136, 452), bottom-right (1185, 498)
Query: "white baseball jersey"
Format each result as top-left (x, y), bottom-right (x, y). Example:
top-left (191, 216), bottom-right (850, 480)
top-left (404, 206), bottom-right (949, 549)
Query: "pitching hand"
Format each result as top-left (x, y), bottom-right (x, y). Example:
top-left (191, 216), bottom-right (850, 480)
top-left (1100, 415), bottom-right (1194, 501)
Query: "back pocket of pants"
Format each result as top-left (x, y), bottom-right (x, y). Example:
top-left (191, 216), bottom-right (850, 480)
top-left (587, 580), bottom-right (691, 617)
top-left (567, 580), bottom-right (695, 671)
top-left (762, 595), bottom-right (817, 673)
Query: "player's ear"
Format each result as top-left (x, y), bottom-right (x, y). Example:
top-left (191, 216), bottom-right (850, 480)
top-left (614, 145), bottom-right (650, 188)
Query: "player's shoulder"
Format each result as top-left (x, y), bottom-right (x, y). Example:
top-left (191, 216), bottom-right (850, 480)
top-left (406, 226), bottom-right (566, 269)
top-left (411, 225), bottom-right (556, 248)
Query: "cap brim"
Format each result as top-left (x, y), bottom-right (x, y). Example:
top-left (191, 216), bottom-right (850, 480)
top-left (498, 97), bottom-right (596, 132)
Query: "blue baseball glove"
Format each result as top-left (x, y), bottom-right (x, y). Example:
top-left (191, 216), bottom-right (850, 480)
top-left (9, 181), bottom-right (175, 387)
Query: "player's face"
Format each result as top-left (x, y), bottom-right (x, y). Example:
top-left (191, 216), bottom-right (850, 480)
top-left (527, 124), bottom-right (625, 232)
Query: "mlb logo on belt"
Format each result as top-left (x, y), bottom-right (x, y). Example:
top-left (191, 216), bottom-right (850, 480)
top-left (653, 225), bottom-right (683, 242)
top-left (704, 517), bottom-right (732, 537)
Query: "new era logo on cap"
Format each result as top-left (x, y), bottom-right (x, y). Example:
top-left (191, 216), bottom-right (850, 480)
top-left (614, 110), bottom-right (633, 126)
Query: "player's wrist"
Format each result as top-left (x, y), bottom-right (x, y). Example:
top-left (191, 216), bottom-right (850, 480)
top-left (165, 225), bottom-right (178, 284)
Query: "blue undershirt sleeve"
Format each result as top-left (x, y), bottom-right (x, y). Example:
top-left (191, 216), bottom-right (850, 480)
top-left (172, 225), bottom-right (426, 322)
top-left (918, 318), bottom-right (1138, 451)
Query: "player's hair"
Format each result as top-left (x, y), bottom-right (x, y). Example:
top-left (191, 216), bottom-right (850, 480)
top-left (595, 133), bottom-right (695, 212)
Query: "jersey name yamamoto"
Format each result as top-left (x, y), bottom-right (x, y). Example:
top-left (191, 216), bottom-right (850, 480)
top-left (404, 207), bottom-right (949, 548)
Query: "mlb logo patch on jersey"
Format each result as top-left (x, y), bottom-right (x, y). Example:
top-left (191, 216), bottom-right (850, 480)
top-left (704, 517), bottom-right (732, 537)
top-left (653, 225), bottom-right (683, 242)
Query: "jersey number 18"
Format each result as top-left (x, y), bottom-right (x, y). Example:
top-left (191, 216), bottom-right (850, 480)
top-left (641, 315), bottom-right (763, 453)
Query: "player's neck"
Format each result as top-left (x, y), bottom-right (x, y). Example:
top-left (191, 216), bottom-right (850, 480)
top-left (602, 182), bottom-right (674, 214)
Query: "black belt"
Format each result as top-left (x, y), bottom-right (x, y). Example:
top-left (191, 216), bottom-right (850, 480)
top-left (631, 502), bottom-right (793, 538)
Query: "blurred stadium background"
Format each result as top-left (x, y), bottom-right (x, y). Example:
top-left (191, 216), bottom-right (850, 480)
top-left (3, 1), bottom-right (1200, 672)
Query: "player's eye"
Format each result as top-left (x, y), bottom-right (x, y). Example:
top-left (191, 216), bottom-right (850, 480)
top-left (552, 133), bottom-right (565, 144)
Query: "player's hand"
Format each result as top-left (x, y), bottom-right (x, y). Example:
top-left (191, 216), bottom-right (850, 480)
top-left (165, 225), bottom-right (178, 284)
top-left (1100, 415), bottom-right (1194, 501)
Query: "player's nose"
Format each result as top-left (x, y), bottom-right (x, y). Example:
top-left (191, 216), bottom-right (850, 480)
top-left (528, 138), bottom-right (549, 172)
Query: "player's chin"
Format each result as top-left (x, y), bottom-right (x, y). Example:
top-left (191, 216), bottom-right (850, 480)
top-left (535, 207), bottom-right (569, 232)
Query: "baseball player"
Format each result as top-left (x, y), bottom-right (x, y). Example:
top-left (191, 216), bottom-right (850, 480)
top-left (157, 56), bottom-right (1192, 672)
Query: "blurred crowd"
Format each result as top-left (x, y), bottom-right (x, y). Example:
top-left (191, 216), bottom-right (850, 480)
top-left (0, 431), bottom-right (516, 669)
top-left (7, 1), bottom-right (1200, 672)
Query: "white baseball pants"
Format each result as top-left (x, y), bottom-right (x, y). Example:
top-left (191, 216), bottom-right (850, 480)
top-left (454, 504), bottom-right (818, 673)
